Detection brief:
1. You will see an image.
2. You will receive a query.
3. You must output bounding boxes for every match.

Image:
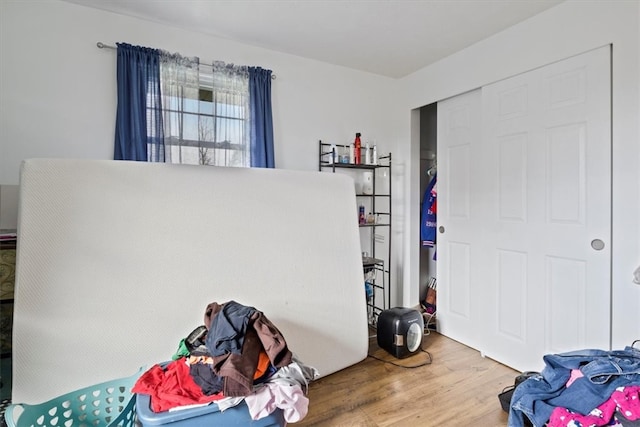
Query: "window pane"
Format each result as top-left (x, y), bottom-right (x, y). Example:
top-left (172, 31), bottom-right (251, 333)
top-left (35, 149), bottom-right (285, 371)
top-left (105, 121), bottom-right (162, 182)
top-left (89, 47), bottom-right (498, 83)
top-left (199, 99), bottom-right (213, 115)
top-left (166, 113), bottom-right (180, 138)
top-left (180, 146), bottom-right (199, 165)
top-left (215, 117), bottom-right (243, 145)
top-left (165, 94), bottom-right (180, 112)
top-left (199, 116), bottom-right (214, 142)
top-left (183, 96), bottom-right (199, 114)
top-left (182, 113), bottom-right (199, 141)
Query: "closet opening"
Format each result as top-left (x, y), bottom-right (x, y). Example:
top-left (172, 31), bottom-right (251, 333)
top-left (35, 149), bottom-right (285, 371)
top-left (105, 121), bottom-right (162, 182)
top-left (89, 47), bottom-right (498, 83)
top-left (419, 102), bottom-right (437, 320)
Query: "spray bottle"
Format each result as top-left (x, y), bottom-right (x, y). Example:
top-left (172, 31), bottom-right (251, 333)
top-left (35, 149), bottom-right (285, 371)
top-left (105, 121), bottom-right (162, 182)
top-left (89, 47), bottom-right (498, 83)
top-left (354, 133), bottom-right (362, 165)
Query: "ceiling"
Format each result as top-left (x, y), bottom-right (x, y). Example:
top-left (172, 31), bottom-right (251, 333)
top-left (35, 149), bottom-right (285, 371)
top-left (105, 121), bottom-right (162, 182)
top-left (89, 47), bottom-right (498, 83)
top-left (62, 0), bottom-right (565, 78)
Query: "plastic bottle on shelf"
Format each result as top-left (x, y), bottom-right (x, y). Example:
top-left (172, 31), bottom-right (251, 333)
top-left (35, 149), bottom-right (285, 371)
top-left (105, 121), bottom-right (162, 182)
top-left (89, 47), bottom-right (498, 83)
top-left (354, 133), bottom-right (362, 165)
top-left (349, 143), bottom-right (355, 164)
top-left (365, 142), bottom-right (371, 165)
top-left (362, 171), bottom-right (373, 195)
top-left (372, 145), bottom-right (378, 165)
top-left (358, 205), bottom-right (366, 224)
top-left (365, 282), bottom-right (373, 299)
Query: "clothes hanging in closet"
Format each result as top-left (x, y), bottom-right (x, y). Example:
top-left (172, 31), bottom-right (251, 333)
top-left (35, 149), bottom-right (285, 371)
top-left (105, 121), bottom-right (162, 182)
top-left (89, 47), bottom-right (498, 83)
top-left (421, 173), bottom-right (437, 247)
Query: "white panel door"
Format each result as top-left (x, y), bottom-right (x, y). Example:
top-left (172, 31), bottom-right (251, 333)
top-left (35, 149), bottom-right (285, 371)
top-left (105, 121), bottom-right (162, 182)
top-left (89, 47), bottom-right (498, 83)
top-left (436, 89), bottom-right (483, 350)
top-left (480, 46), bottom-right (611, 371)
top-left (437, 46), bottom-right (611, 372)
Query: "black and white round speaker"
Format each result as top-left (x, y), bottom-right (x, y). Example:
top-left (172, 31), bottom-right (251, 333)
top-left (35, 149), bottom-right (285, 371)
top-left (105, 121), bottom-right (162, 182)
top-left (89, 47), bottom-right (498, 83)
top-left (376, 307), bottom-right (424, 359)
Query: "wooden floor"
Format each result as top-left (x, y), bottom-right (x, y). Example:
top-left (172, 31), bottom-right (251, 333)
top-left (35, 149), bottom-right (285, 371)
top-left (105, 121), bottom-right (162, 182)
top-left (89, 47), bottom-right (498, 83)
top-left (297, 331), bottom-right (518, 426)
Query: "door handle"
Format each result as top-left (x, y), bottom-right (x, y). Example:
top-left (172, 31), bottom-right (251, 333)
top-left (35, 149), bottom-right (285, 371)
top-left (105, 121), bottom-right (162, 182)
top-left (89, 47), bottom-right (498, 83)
top-left (439, 226), bottom-right (445, 234)
top-left (591, 239), bottom-right (605, 250)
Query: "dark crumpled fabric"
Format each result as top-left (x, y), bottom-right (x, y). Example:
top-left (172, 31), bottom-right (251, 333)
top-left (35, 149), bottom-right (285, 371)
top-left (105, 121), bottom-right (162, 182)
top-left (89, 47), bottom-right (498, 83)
top-left (203, 300), bottom-right (293, 397)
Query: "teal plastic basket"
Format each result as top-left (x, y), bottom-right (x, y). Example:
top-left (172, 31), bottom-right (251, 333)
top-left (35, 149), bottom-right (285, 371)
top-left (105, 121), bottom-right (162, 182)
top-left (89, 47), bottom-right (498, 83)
top-left (4, 371), bottom-right (141, 427)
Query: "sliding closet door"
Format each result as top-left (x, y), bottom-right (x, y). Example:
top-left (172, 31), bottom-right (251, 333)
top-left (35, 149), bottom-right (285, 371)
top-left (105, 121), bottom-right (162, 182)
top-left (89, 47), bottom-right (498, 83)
top-left (480, 46), bottom-right (611, 371)
top-left (436, 89), bottom-right (483, 351)
top-left (438, 46), bottom-right (611, 371)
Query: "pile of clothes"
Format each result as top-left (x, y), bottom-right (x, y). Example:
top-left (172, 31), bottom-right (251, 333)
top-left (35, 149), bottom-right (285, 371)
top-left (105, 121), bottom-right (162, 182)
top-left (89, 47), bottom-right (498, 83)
top-left (132, 300), bottom-right (318, 423)
top-left (508, 344), bottom-right (640, 427)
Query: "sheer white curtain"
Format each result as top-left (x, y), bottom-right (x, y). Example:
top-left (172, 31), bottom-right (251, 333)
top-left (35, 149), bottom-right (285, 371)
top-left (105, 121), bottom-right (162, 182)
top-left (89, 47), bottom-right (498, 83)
top-left (160, 53), bottom-right (201, 165)
top-left (207, 61), bottom-right (250, 167)
top-left (159, 53), bottom-right (251, 167)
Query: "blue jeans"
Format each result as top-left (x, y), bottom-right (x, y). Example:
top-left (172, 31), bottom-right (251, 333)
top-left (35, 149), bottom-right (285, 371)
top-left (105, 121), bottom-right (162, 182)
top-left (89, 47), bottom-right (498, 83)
top-left (508, 347), bottom-right (640, 427)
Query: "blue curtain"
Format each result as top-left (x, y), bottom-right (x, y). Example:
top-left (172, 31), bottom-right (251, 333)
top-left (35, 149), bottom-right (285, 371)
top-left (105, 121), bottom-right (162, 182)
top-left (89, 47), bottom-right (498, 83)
top-left (248, 67), bottom-right (275, 168)
top-left (114, 43), bottom-right (164, 161)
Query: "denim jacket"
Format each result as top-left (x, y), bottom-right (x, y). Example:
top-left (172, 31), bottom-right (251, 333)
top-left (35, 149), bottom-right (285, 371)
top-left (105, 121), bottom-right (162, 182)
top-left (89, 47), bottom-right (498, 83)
top-left (508, 346), bottom-right (640, 427)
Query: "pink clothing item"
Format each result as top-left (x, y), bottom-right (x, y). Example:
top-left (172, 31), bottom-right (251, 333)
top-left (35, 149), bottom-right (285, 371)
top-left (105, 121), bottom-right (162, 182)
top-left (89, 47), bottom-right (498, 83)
top-left (566, 369), bottom-right (584, 388)
top-left (548, 386), bottom-right (640, 427)
top-left (244, 383), bottom-right (308, 423)
top-left (613, 385), bottom-right (640, 421)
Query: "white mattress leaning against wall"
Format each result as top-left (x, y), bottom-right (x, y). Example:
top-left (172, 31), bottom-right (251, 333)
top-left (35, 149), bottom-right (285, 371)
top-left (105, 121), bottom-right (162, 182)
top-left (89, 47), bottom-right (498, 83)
top-left (12, 158), bottom-right (368, 403)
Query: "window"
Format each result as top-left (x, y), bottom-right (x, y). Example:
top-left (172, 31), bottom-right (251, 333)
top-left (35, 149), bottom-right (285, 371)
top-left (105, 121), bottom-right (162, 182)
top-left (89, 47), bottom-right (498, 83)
top-left (115, 43), bottom-right (273, 167)
top-left (160, 61), bottom-right (250, 167)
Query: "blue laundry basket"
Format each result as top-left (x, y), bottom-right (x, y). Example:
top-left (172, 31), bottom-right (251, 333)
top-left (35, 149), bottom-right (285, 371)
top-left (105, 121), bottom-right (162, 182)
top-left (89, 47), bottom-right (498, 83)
top-left (4, 371), bottom-right (141, 427)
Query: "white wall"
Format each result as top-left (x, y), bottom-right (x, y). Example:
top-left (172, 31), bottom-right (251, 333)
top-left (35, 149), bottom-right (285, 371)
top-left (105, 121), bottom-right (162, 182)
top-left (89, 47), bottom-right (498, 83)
top-left (396, 0), bottom-right (640, 349)
top-left (0, 0), bottom-right (396, 185)
top-left (2, 0), bottom-right (638, 347)
top-left (0, 185), bottom-right (19, 230)
top-left (0, 0), bottom-right (402, 286)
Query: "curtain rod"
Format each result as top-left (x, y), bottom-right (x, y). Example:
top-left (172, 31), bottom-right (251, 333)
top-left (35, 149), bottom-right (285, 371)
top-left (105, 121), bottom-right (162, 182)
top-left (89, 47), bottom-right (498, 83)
top-left (97, 42), bottom-right (276, 79)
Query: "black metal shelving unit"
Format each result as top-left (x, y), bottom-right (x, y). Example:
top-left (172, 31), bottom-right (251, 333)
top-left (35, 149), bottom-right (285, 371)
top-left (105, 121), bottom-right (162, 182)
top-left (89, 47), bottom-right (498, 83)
top-left (318, 141), bottom-right (392, 326)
